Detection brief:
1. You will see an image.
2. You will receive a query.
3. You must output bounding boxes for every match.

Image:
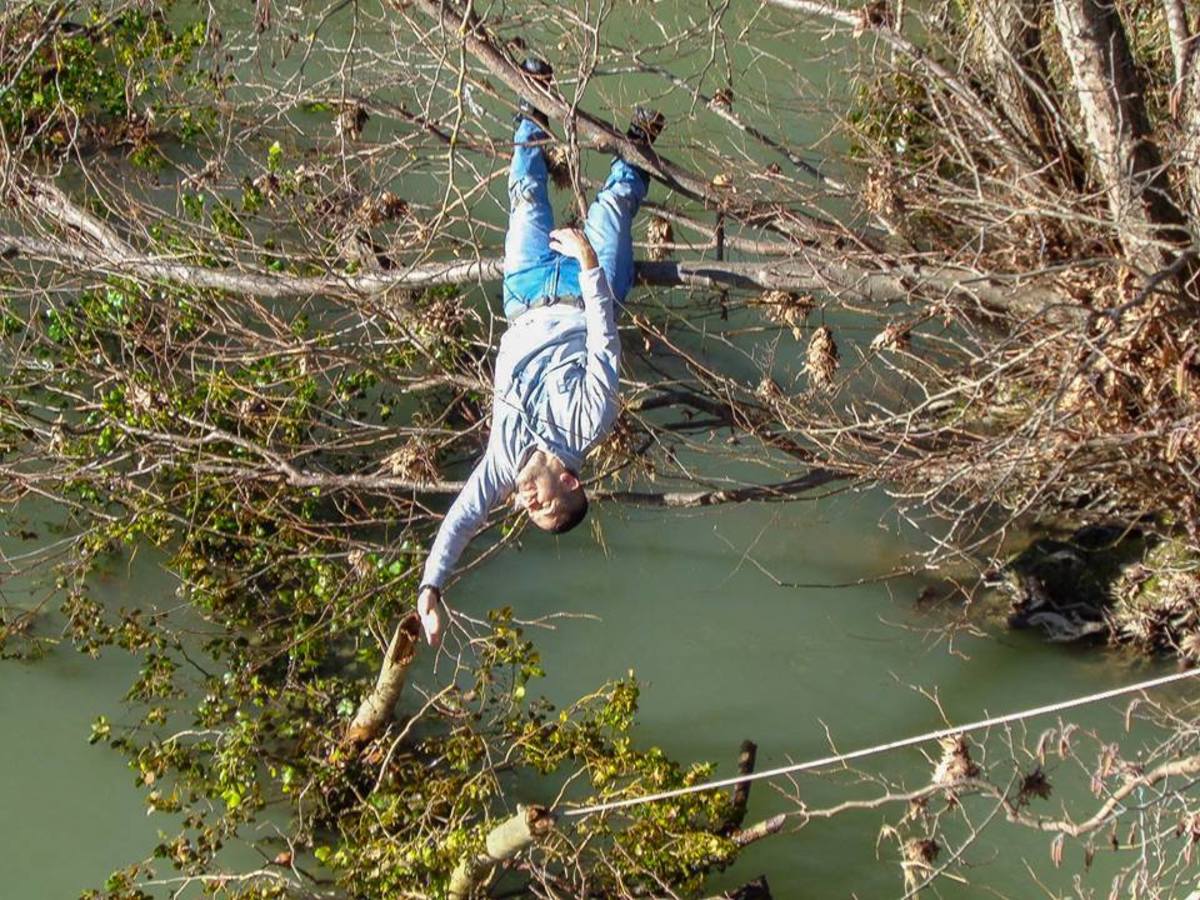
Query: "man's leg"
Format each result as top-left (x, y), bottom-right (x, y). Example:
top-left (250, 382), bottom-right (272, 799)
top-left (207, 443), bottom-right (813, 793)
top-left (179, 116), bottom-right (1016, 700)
top-left (581, 108), bottom-right (663, 304)
top-left (582, 159), bottom-right (650, 305)
top-left (503, 116), bottom-right (556, 318)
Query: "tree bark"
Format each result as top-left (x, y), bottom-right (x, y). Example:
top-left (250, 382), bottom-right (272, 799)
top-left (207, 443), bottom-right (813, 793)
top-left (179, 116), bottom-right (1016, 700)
top-left (1182, 41), bottom-right (1200, 219)
top-left (447, 805), bottom-right (556, 899)
top-left (343, 612), bottom-right (421, 749)
top-left (1161, 0), bottom-right (1193, 89)
top-left (1052, 0), bottom-right (1190, 277)
top-left (595, 471), bottom-right (850, 508)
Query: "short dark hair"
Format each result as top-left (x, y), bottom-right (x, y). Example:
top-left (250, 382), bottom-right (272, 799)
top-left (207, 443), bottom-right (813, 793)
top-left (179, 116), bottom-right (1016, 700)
top-left (550, 486), bottom-right (588, 534)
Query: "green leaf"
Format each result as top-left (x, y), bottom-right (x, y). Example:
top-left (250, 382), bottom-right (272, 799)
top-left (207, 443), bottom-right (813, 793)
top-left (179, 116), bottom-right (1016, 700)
top-left (88, 715), bottom-right (111, 745)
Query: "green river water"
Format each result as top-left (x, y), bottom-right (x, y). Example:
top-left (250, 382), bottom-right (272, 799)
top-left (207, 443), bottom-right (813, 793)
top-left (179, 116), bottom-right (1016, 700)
top-left (2, 1), bottom-right (1196, 897)
top-left (2, 491), bottom-right (1187, 898)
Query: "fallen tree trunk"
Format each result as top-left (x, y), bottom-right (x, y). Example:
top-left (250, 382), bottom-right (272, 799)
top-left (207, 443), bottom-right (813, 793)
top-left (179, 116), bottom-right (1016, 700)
top-left (4, 171), bottom-right (1082, 322)
top-left (343, 612), bottom-right (422, 749)
top-left (1052, 0), bottom-right (1191, 277)
top-left (447, 805), bottom-right (557, 899)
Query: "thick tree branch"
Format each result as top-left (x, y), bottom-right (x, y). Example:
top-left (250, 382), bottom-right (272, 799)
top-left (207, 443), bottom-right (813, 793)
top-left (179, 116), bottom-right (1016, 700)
top-left (1, 229), bottom-right (1080, 322)
top-left (730, 814), bottom-right (787, 848)
top-left (721, 740), bottom-right (759, 836)
top-left (1162, 0), bottom-right (1193, 90)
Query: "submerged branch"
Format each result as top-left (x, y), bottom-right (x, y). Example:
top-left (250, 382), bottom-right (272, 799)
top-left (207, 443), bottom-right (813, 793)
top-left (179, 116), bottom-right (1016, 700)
top-left (594, 470), bottom-right (850, 507)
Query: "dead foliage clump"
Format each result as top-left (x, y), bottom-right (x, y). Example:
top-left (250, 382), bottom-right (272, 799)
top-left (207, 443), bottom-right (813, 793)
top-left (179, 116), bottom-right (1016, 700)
top-left (870, 322), bottom-right (911, 352)
top-left (1017, 767), bottom-right (1053, 806)
top-left (805, 325), bottom-right (839, 390)
top-left (646, 215), bottom-right (674, 261)
top-left (414, 289), bottom-right (468, 341)
top-left (900, 836), bottom-right (939, 895)
top-left (545, 144), bottom-right (573, 191)
top-left (930, 735), bottom-right (981, 795)
top-left (383, 437), bottom-right (440, 485)
top-left (588, 412), bottom-right (651, 483)
top-left (754, 290), bottom-right (813, 339)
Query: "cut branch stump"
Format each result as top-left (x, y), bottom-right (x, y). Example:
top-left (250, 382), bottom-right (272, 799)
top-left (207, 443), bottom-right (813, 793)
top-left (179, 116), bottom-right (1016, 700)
top-left (343, 612), bottom-right (421, 750)
top-left (447, 805), bottom-right (557, 899)
top-left (731, 813), bottom-right (787, 847)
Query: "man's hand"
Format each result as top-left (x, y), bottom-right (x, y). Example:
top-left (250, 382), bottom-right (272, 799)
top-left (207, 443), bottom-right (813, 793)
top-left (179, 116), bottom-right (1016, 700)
top-left (549, 228), bottom-right (599, 270)
top-left (418, 586), bottom-right (443, 647)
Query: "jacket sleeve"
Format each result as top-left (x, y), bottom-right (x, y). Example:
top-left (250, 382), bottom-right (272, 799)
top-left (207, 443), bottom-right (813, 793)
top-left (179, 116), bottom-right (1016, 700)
top-left (420, 443), bottom-right (509, 590)
top-left (576, 266), bottom-right (621, 444)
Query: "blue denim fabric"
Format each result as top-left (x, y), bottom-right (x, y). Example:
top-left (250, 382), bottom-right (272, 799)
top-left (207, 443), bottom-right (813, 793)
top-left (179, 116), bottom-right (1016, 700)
top-left (503, 117), bottom-right (649, 319)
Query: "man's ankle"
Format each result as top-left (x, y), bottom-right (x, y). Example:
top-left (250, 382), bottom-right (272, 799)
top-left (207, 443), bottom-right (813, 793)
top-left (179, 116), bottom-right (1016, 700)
top-left (513, 115), bottom-right (549, 142)
top-left (626, 106), bottom-right (666, 145)
top-left (517, 56), bottom-right (554, 130)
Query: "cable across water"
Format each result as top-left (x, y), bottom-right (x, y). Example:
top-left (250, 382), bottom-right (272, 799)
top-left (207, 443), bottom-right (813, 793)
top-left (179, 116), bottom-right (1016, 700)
top-left (561, 667), bottom-right (1200, 818)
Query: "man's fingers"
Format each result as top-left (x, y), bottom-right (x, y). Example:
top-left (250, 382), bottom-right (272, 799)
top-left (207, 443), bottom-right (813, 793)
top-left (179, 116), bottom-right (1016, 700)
top-left (420, 610), bottom-right (441, 647)
top-left (423, 623), bottom-right (440, 648)
top-left (549, 229), bottom-right (583, 261)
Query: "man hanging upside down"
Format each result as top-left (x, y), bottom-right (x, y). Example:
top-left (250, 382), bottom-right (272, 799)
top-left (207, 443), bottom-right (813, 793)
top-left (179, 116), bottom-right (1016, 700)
top-left (416, 58), bottom-right (665, 646)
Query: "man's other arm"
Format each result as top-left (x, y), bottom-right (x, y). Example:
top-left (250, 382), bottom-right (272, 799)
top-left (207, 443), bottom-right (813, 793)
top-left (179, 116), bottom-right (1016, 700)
top-left (417, 447), bottom-right (508, 644)
top-left (577, 266), bottom-right (621, 442)
top-left (548, 228), bottom-right (621, 444)
top-left (421, 448), bottom-right (507, 591)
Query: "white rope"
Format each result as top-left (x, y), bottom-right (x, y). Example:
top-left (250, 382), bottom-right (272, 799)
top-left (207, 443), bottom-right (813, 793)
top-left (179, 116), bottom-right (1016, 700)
top-left (562, 666), bottom-right (1200, 818)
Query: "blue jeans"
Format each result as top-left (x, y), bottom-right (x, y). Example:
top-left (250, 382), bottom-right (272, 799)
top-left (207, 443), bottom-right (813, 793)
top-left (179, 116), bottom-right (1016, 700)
top-left (503, 117), bottom-right (650, 319)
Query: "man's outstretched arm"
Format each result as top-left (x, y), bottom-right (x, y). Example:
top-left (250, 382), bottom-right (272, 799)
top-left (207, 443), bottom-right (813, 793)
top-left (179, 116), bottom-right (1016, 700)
top-left (418, 448), bottom-right (508, 645)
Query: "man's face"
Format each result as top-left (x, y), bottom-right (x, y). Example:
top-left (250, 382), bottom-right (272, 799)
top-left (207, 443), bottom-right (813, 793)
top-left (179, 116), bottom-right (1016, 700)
top-left (515, 455), bottom-right (579, 531)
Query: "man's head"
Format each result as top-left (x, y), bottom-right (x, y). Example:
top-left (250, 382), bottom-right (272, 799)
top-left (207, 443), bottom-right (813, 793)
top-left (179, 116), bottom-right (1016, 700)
top-left (514, 450), bottom-right (589, 533)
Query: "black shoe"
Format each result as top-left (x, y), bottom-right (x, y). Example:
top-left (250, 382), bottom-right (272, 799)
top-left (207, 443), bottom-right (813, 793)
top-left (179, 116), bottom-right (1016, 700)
top-left (517, 57), bottom-right (554, 129)
top-left (627, 106), bottom-right (666, 145)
